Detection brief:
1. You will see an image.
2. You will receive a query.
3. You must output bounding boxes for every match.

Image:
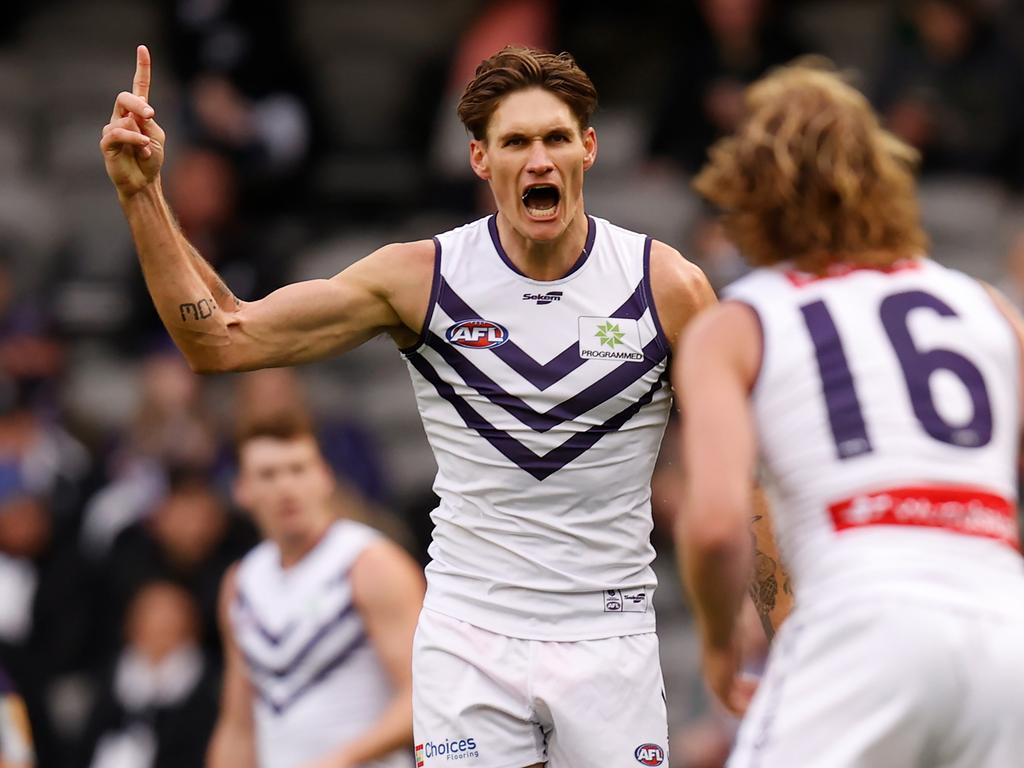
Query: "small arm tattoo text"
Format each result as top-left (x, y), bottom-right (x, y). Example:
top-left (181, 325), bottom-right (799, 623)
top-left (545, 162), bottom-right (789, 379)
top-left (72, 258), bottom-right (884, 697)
top-left (179, 298), bottom-right (217, 322)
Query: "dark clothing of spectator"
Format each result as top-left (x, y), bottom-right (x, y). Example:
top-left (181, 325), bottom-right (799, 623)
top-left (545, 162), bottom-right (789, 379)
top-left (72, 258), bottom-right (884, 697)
top-left (96, 514), bottom-right (258, 663)
top-left (76, 651), bottom-right (218, 768)
top-left (875, 9), bottom-right (1024, 186)
top-left (648, 6), bottom-right (805, 174)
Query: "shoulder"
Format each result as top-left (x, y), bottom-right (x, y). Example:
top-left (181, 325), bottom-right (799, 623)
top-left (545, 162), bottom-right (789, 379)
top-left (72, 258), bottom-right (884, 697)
top-left (350, 538), bottom-right (424, 608)
top-left (357, 239), bottom-right (437, 289)
top-left (648, 239), bottom-right (717, 351)
top-left (677, 300), bottom-right (763, 388)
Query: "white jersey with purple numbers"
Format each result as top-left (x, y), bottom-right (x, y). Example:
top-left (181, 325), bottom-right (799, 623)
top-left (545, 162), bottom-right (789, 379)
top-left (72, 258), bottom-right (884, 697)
top-left (403, 214), bottom-right (673, 641)
top-left (726, 259), bottom-right (1024, 613)
top-left (231, 521), bottom-right (412, 768)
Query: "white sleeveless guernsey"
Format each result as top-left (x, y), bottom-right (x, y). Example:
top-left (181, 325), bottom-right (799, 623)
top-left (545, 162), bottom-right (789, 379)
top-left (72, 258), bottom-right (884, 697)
top-left (726, 259), bottom-right (1024, 613)
top-left (403, 214), bottom-right (673, 641)
top-left (231, 521), bottom-right (412, 768)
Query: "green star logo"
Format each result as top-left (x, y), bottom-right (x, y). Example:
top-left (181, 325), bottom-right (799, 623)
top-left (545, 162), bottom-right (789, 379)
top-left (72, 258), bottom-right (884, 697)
top-left (595, 321), bottom-right (625, 348)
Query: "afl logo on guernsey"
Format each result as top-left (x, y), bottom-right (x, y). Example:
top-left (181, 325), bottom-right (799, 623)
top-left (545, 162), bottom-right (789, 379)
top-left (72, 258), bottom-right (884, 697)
top-left (635, 744), bottom-right (665, 766)
top-left (446, 319), bottom-right (510, 349)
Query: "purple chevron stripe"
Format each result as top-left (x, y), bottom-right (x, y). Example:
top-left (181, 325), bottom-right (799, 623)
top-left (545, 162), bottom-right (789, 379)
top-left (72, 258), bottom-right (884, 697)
top-left (235, 589), bottom-right (297, 647)
top-left (253, 631), bottom-right (369, 716)
top-left (436, 278), bottom-right (649, 391)
top-left (425, 333), bottom-right (663, 433)
top-left (408, 354), bottom-right (668, 481)
top-left (642, 236), bottom-right (672, 360)
top-left (488, 214), bottom-right (596, 280)
top-left (241, 600), bottom-right (358, 679)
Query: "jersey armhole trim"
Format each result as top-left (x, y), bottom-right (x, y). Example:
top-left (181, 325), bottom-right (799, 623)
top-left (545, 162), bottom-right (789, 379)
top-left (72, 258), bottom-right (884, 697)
top-left (399, 236), bottom-right (442, 356)
top-left (642, 236), bottom-right (672, 361)
top-left (723, 298), bottom-right (765, 394)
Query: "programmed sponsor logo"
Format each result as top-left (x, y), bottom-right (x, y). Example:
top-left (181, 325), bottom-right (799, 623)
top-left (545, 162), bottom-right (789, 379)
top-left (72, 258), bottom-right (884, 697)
top-left (578, 316), bottom-right (644, 361)
top-left (522, 291), bottom-right (563, 305)
top-left (446, 319), bottom-right (510, 349)
top-left (416, 737), bottom-right (480, 763)
top-left (635, 743), bottom-right (665, 766)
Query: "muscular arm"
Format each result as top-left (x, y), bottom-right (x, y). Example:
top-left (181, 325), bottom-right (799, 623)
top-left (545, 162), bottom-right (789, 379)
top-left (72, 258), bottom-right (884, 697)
top-left (207, 566), bottom-right (257, 768)
top-left (652, 246), bottom-right (792, 639)
top-left (324, 539), bottom-right (425, 766)
top-left (674, 302), bottom-right (760, 652)
top-left (121, 187), bottom-right (432, 372)
top-left (104, 46), bottom-right (433, 375)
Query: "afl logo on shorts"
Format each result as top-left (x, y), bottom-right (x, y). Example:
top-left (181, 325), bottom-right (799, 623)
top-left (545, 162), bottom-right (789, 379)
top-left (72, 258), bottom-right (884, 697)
top-left (446, 319), bottom-right (510, 349)
top-left (634, 743), bottom-right (665, 766)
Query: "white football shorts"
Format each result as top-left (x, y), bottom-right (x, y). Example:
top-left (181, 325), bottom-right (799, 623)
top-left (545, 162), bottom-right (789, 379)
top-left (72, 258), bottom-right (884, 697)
top-left (729, 598), bottom-right (1024, 768)
top-left (412, 608), bottom-right (669, 768)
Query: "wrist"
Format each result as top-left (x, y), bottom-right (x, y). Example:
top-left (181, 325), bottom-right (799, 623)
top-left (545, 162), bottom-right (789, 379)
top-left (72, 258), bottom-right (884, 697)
top-left (118, 176), bottom-right (163, 208)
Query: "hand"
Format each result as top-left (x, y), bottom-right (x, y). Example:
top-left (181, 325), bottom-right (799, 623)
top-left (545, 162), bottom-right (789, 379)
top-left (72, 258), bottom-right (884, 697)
top-left (701, 638), bottom-right (759, 716)
top-left (101, 45), bottom-right (167, 200)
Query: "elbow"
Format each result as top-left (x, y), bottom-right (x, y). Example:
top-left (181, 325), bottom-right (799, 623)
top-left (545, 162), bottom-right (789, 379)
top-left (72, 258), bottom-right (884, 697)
top-left (184, 349), bottom-right (238, 375)
top-left (676, 500), bottom-right (749, 560)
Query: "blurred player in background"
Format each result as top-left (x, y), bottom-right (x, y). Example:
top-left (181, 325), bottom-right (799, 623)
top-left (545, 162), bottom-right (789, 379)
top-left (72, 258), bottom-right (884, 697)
top-left (0, 667), bottom-right (33, 768)
top-left (677, 60), bottom-right (1024, 766)
top-left (207, 412), bottom-right (423, 768)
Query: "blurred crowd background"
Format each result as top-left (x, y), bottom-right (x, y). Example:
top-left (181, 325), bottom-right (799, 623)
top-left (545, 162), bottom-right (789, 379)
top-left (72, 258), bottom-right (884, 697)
top-left (2, 0), bottom-right (1024, 766)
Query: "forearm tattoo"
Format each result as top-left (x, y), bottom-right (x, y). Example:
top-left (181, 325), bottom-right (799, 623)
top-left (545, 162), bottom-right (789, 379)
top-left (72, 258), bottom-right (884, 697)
top-left (179, 297), bottom-right (217, 322)
top-left (749, 514), bottom-right (779, 641)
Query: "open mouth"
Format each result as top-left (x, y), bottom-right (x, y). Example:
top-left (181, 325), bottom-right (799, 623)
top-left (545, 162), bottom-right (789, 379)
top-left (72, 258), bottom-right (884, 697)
top-left (521, 184), bottom-right (561, 220)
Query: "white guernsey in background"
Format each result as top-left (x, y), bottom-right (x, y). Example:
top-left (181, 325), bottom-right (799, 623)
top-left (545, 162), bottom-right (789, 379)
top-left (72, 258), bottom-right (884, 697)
top-left (232, 521), bottom-right (412, 768)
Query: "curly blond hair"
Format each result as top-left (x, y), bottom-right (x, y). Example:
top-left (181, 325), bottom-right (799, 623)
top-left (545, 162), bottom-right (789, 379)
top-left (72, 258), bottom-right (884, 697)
top-left (693, 60), bottom-right (928, 273)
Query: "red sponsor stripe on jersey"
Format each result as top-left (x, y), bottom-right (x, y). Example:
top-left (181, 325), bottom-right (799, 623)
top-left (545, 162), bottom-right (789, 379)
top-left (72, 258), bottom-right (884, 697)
top-left (786, 259), bottom-right (922, 287)
top-left (829, 485), bottom-right (1019, 549)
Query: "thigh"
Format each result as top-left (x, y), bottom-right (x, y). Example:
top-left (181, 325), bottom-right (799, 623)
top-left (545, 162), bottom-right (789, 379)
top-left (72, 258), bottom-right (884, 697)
top-left (729, 604), bottom-right (941, 768)
top-left (412, 609), bottom-right (545, 768)
top-left (538, 633), bottom-right (669, 768)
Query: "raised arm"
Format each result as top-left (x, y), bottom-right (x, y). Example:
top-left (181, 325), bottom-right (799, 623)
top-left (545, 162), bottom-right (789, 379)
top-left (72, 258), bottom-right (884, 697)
top-left (101, 46), bottom-right (433, 373)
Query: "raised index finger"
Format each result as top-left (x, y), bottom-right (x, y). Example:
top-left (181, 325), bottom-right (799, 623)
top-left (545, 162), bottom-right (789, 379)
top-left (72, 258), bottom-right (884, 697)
top-left (133, 45), bottom-right (151, 101)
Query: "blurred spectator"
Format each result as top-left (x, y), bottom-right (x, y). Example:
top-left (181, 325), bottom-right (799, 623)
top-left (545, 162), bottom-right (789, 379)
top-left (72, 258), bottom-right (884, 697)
top-left (77, 581), bottom-right (218, 768)
top-left (876, 0), bottom-right (1024, 186)
top-left (648, 0), bottom-right (804, 174)
top-left (686, 213), bottom-right (749, 294)
top-left (81, 350), bottom-right (217, 559)
top-left (96, 469), bottom-right (258, 664)
top-left (0, 480), bottom-right (94, 768)
top-left (0, 665), bottom-right (34, 768)
top-left (428, 0), bottom-right (556, 214)
top-left (0, 260), bottom-right (93, 532)
top-left (159, 0), bottom-right (321, 212)
top-left (233, 369), bottom-right (387, 504)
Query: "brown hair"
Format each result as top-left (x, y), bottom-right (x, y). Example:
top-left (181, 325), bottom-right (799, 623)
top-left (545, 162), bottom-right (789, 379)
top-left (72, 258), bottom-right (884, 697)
top-left (234, 409), bottom-right (316, 455)
top-left (457, 45), bottom-right (598, 141)
top-left (693, 60), bottom-right (928, 273)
